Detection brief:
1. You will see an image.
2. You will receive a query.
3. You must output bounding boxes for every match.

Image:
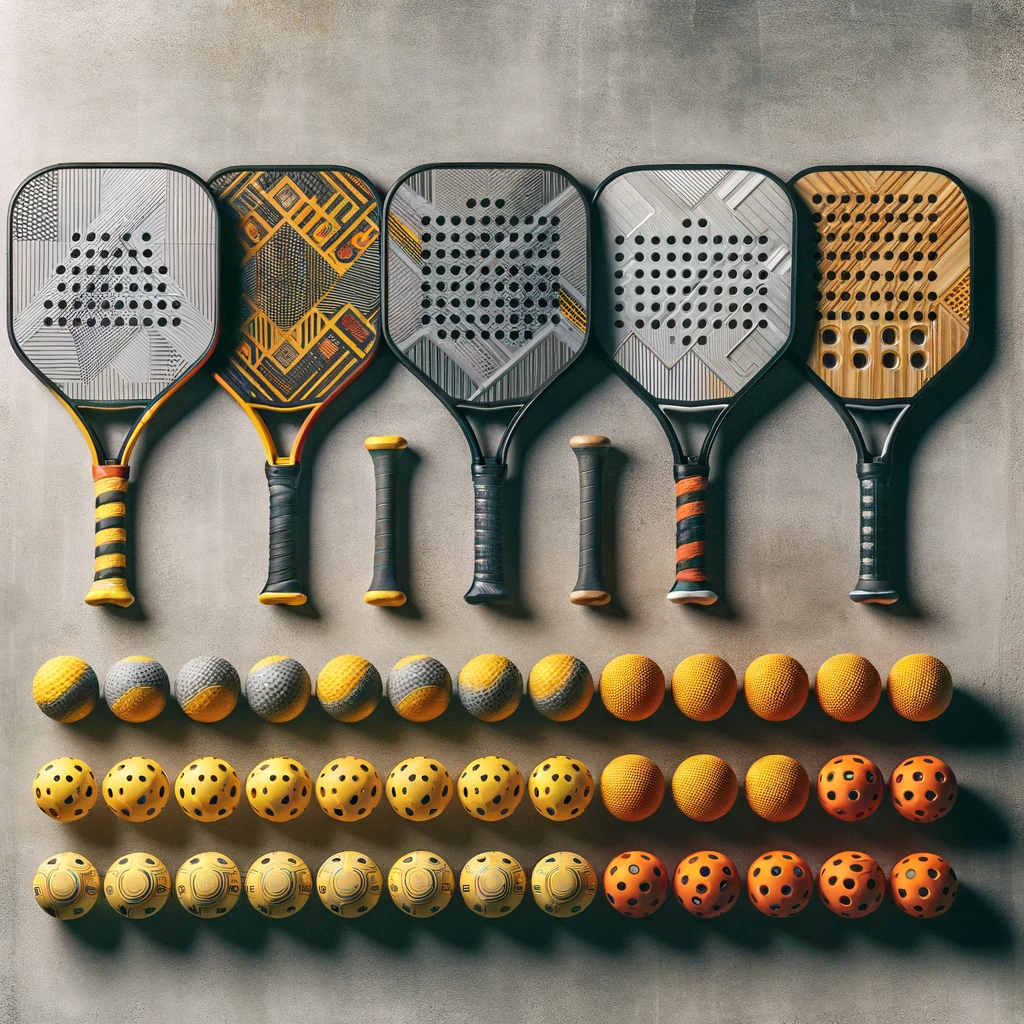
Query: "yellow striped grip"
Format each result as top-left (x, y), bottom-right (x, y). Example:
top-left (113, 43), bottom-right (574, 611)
top-left (83, 466), bottom-right (134, 608)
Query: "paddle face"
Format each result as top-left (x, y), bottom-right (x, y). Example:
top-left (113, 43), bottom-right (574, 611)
top-left (594, 166), bottom-right (795, 408)
top-left (792, 168), bottom-right (972, 402)
top-left (383, 164), bottom-right (590, 408)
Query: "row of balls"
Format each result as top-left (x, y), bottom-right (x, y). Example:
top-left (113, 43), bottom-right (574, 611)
top-left (34, 751), bottom-right (956, 826)
top-left (31, 652), bottom-right (953, 726)
top-left (34, 847), bottom-right (957, 922)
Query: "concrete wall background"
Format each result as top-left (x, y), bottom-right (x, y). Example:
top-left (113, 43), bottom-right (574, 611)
top-left (1, 1), bottom-right (1021, 1021)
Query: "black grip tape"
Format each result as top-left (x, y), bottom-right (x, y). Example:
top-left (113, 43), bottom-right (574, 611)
top-left (573, 446), bottom-right (606, 597)
top-left (464, 462), bottom-right (510, 604)
top-left (368, 448), bottom-right (400, 594)
top-left (851, 461), bottom-right (898, 604)
top-left (263, 462), bottom-right (304, 599)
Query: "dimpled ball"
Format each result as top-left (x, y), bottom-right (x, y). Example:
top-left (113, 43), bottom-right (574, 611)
top-left (461, 851), bottom-right (527, 917)
top-left (889, 754), bottom-right (957, 822)
top-left (532, 851), bottom-right (597, 917)
top-left (34, 852), bottom-right (100, 919)
top-left (458, 755), bottom-right (524, 820)
top-left (603, 851), bottom-right (669, 918)
top-left (245, 656), bottom-right (310, 722)
top-left (815, 654), bottom-right (881, 722)
top-left (32, 656), bottom-right (98, 723)
top-left (174, 756), bottom-right (241, 821)
top-left (819, 851), bottom-right (886, 918)
top-left (105, 852), bottom-right (171, 918)
top-left (529, 755), bottom-right (595, 821)
top-left (176, 852), bottom-right (242, 917)
top-left (33, 757), bottom-right (97, 821)
top-left (747, 850), bottom-right (813, 918)
top-left (744, 654), bottom-right (809, 721)
top-left (386, 756), bottom-right (453, 821)
top-left (315, 756), bottom-right (382, 821)
top-left (599, 654), bottom-right (664, 721)
top-left (457, 654), bottom-right (522, 722)
top-left (102, 757), bottom-right (169, 822)
top-left (317, 851), bottom-right (383, 918)
top-left (103, 656), bottom-right (168, 722)
top-left (246, 851), bottom-right (312, 918)
top-left (671, 754), bottom-right (738, 822)
top-left (246, 757), bottom-right (312, 821)
top-left (387, 655), bottom-right (451, 722)
top-left (673, 851), bottom-right (741, 919)
top-left (887, 654), bottom-right (953, 721)
top-left (600, 754), bottom-right (665, 822)
top-left (891, 852), bottom-right (958, 918)
top-left (316, 655), bottom-right (381, 722)
top-left (174, 655), bottom-right (239, 723)
top-left (671, 654), bottom-right (737, 721)
top-left (745, 755), bottom-right (809, 823)
top-left (817, 754), bottom-right (884, 821)
top-left (528, 654), bottom-right (594, 721)
top-left (388, 851), bottom-right (455, 917)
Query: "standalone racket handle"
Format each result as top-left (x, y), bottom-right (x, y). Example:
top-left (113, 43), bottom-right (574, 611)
top-left (569, 435), bottom-right (611, 606)
top-left (364, 435), bottom-right (407, 607)
top-left (850, 461), bottom-right (898, 605)
top-left (260, 463), bottom-right (306, 606)
top-left (667, 463), bottom-right (717, 606)
top-left (465, 462), bottom-right (510, 605)
top-left (84, 465), bottom-right (134, 608)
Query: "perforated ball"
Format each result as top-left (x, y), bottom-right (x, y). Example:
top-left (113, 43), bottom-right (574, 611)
top-left (818, 851), bottom-right (885, 918)
top-left (747, 850), bottom-right (813, 918)
top-left (745, 755), bottom-right (809, 823)
top-left (457, 654), bottom-right (521, 721)
top-left (103, 656), bottom-right (168, 722)
top-left (531, 851), bottom-right (597, 917)
top-left (817, 754), bottom-right (884, 821)
top-left (386, 655), bottom-right (451, 722)
top-left (673, 851), bottom-right (741, 918)
top-left (102, 757), bottom-right (169, 822)
top-left (32, 656), bottom-right (98, 723)
top-left (458, 755), bottom-right (524, 820)
top-left (245, 656), bottom-right (310, 722)
top-left (671, 754), bottom-right (737, 822)
top-left (529, 755), bottom-right (595, 821)
top-left (815, 654), bottom-right (881, 722)
top-left (246, 756), bottom-right (312, 821)
top-left (33, 757), bottom-right (97, 821)
top-left (887, 655), bottom-right (952, 721)
top-left (671, 654), bottom-right (737, 721)
top-left (105, 851), bottom-right (171, 918)
top-left (603, 851), bottom-right (668, 918)
top-left (174, 655), bottom-right (239, 723)
top-left (388, 851), bottom-right (455, 917)
top-left (528, 654), bottom-right (594, 721)
top-left (889, 755), bottom-right (957, 822)
top-left (176, 852), bottom-right (241, 918)
top-left (890, 852), bottom-right (958, 918)
top-left (744, 654), bottom-right (809, 721)
top-left (315, 756), bottom-right (382, 821)
top-left (461, 851), bottom-right (527, 917)
top-left (386, 756), bottom-right (453, 821)
top-left (316, 655), bottom-right (381, 722)
top-left (600, 754), bottom-right (664, 822)
top-left (34, 852), bottom-right (100, 919)
top-left (246, 851), bottom-right (312, 918)
top-left (599, 654), bottom-right (664, 721)
top-left (317, 851), bottom-right (383, 918)
top-left (174, 756), bottom-right (241, 821)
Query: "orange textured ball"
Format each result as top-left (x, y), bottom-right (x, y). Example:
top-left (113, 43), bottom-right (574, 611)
top-left (747, 850), bottom-right (814, 918)
top-left (744, 654), bottom-right (808, 721)
top-left (671, 755), bottom-right (737, 822)
top-left (673, 851), bottom-right (741, 918)
top-left (889, 755), bottom-right (957, 823)
top-left (600, 755), bottom-right (664, 822)
top-left (599, 655), bottom-right (664, 722)
top-left (603, 851), bottom-right (669, 918)
top-left (890, 852), bottom-right (958, 918)
top-left (745, 755), bottom-right (809, 822)
top-left (671, 654), bottom-right (736, 721)
top-left (887, 655), bottom-right (952, 721)
top-left (815, 654), bottom-right (881, 722)
top-left (818, 851), bottom-right (886, 918)
top-left (817, 754), bottom-right (884, 821)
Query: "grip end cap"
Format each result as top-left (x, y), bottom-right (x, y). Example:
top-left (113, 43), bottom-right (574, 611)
top-left (258, 590), bottom-right (307, 607)
top-left (84, 581), bottom-right (134, 608)
top-left (365, 435), bottom-right (408, 451)
top-left (570, 588), bottom-right (610, 606)
top-left (667, 581), bottom-right (717, 606)
top-left (464, 581), bottom-right (511, 604)
top-left (364, 589), bottom-right (407, 607)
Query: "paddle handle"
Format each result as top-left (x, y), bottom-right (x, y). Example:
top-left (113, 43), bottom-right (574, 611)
top-left (364, 436), bottom-right (407, 607)
top-left (850, 461), bottom-right (898, 604)
top-left (260, 462), bottom-right (306, 606)
top-left (667, 462), bottom-right (717, 606)
top-left (570, 434), bottom-right (610, 606)
top-left (84, 465), bottom-right (135, 608)
top-left (464, 462), bottom-right (510, 604)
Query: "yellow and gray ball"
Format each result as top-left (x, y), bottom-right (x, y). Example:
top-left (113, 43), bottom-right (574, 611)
top-left (246, 851), bottom-right (312, 918)
top-left (386, 756), bottom-right (453, 821)
top-left (32, 656), bottom-right (98, 723)
top-left (388, 851), bottom-right (455, 917)
top-left (245, 656), bottom-right (310, 723)
top-left (316, 756), bottom-right (382, 820)
top-left (317, 851), bottom-right (383, 918)
top-left (176, 852), bottom-right (242, 918)
top-left (102, 756), bottom-right (169, 822)
top-left (174, 756), bottom-right (241, 821)
top-left (457, 654), bottom-right (522, 722)
top-left (532, 851), bottom-right (598, 917)
top-left (34, 852), bottom-right (100, 919)
top-left (528, 655), bottom-right (594, 722)
top-left (103, 656), bottom-right (168, 723)
top-left (33, 757), bottom-right (97, 821)
top-left (174, 655), bottom-right (240, 723)
top-left (316, 655), bottom-right (381, 722)
top-left (246, 756), bottom-right (312, 821)
top-left (386, 655), bottom-right (451, 722)
top-left (104, 851), bottom-right (171, 918)
top-left (461, 851), bottom-right (527, 917)
top-left (458, 755), bottom-right (525, 820)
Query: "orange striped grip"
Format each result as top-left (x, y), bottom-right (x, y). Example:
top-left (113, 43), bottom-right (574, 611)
top-left (83, 465), bottom-right (134, 608)
top-left (667, 464), bottom-right (716, 606)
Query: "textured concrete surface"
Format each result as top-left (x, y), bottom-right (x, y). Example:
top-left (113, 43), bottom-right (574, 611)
top-left (1, 1), bottom-right (1022, 1022)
